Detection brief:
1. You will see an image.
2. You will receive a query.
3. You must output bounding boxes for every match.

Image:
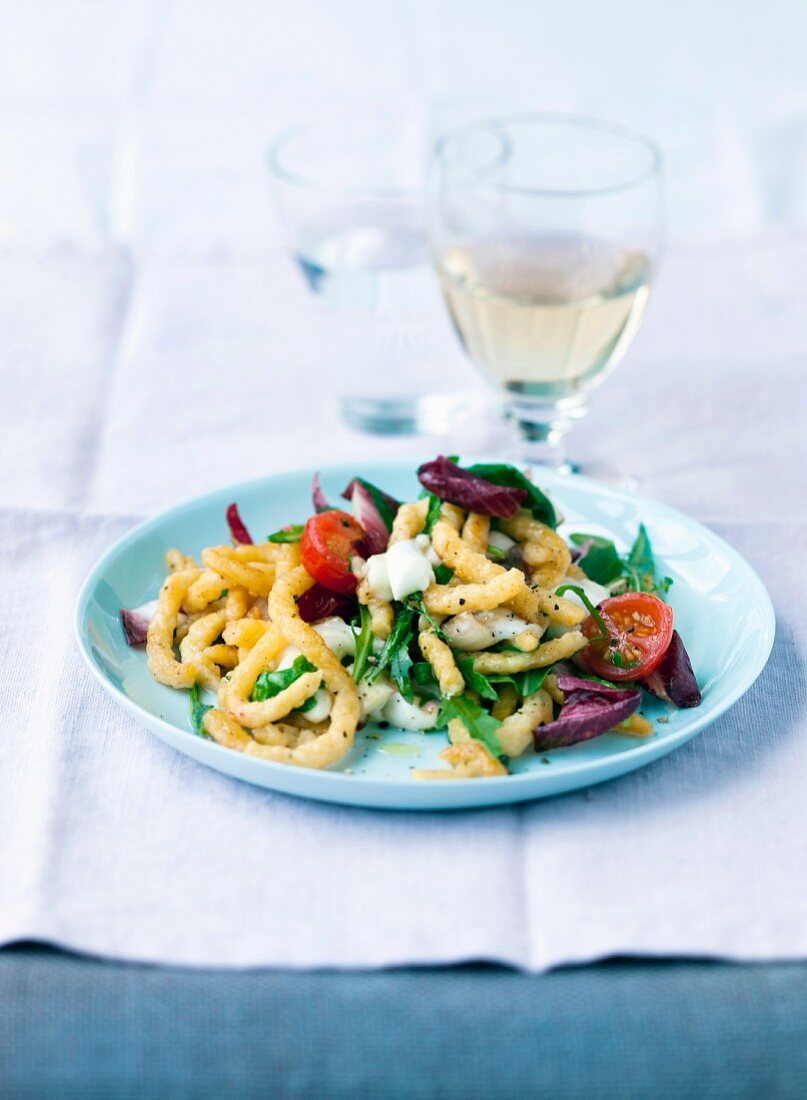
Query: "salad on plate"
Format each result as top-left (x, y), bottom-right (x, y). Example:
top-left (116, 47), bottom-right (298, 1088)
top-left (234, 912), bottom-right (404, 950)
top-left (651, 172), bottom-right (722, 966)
top-left (121, 457), bottom-right (701, 780)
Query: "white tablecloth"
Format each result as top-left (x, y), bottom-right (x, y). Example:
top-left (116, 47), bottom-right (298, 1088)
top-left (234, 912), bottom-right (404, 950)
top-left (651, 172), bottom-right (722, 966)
top-left (1, 1), bottom-right (806, 970)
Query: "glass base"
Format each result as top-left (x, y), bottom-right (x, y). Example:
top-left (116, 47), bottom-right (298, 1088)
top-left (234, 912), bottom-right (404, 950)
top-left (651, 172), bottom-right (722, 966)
top-left (340, 393), bottom-right (472, 435)
top-left (502, 393), bottom-right (638, 489)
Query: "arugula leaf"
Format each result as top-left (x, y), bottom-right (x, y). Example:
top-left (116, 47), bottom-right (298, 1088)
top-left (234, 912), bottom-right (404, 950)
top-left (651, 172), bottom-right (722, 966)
top-left (556, 584), bottom-right (608, 643)
top-left (465, 463), bottom-right (557, 529)
top-left (434, 563), bottom-right (453, 585)
top-left (390, 643), bottom-right (415, 702)
top-left (267, 524), bottom-right (304, 544)
top-left (189, 683), bottom-right (212, 737)
top-left (412, 661), bottom-right (438, 686)
top-left (610, 651), bottom-right (641, 670)
top-left (456, 658), bottom-right (500, 702)
top-left (367, 605), bottom-right (417, 699)
top-left (251, 655), bottom-right (316, 701)
top-left (517, 667), bottom-right (552, 696)
top-left (624, 524), bottom-right (673, 598)
top-left (351, 604), bottom-right (374, 683)
top-left (571, 526), bottom-right (673, 599)
top-left (407, 591), bottom-right (447, 641)
top-left (423, 492), bottom-right (443, 535)
top-left (439, 696), bottom-right (502, 757)
top-left (627, 523), bottom-right (652, 571)
top-left (569, 533), bottom-right (624, 584)
top-left (482, 666), bottom-right (553, 697)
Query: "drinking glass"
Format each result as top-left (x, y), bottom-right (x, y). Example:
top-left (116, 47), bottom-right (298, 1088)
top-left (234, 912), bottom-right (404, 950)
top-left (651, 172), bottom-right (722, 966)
top-left (268, 109), bottom-right (473, 435)
top-left (427, 114), bottom-right (663, 475)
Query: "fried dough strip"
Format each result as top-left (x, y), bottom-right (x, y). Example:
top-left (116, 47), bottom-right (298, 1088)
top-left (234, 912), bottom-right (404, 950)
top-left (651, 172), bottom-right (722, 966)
top-left (146, 568), bottom-right (202, 688)
top-left (413, 741), bottom-right (507, 780)
top-left (461, 512), bottom-right (490, 554)
top-left (431, 518), bottom-right (582, 627)
top-left (222, 619), bottom-right (270, 649)
top-left (498, 513), bottom-right (572, 591)
top-left (472, 632), bottom-right (587, 674)
top-left (210, 567), bottom-right (361, 769)
top-left (388, 498), bottom-right (428, 545)
top-left (224, 624), bottom-right (320, 728)
top-left (179, 610), bottom-right (227, 691)
top-left (183, 569), bottom-right (227, 613)
top-left (496, 689), bottom-right (553, 757)
top-left (422, 569), bottom-right (524, 616)
top-left (201, 546), bottom-right (275, 597)
top-left (419, 630), bottom-right (464, 698)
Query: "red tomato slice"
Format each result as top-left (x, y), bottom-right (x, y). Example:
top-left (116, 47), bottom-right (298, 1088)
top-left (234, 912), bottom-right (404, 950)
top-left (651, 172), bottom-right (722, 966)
top-left (580, 592), bottom-right (673, 682)
top-left (300, 510), bottom-right (366, 594)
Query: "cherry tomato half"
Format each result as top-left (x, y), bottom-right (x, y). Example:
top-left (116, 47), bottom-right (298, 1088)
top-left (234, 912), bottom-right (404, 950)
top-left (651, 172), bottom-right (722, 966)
top-left (300, 510), bottom-right (366, 594)
top-left (580, 592), bottom-right (674, 682)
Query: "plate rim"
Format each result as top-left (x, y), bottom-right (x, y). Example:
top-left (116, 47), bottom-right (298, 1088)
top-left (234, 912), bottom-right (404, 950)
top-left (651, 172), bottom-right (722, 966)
top-left (75, 459), bottom-right (777, 799)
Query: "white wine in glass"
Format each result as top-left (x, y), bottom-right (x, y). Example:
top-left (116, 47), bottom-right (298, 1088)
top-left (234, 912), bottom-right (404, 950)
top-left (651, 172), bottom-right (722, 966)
top-left (428, 117), bottom-right (663, 478)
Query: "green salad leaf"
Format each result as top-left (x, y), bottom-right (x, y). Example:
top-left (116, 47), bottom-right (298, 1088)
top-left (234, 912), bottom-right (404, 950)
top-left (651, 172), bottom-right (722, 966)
top-left (556, 584), bottom-right (608, 643)
top-left (456, 658), bottom-right (500, 702)
top-left (570, 524), bottom-right (673, 599)
top-left (569, 533), bottom-right (624, 584)
top-left (422, 492), bottom-right (443, 535)
top-left (189, 683), bottom-right (212, 737)
top-left (407, 591), bottom-right (447, 641)
top-left (351, 604), bottom-right (374, 683)
top-left (267, 524), bottom-right (304, 544)
top-left (439, 696), bottom-right (502, 757)
top-left (465, 462), bottom-right (557, 529)
top-left (367, 604), bottom-right (417, 700)
top-left (251, 655), bottom-right (317, 702)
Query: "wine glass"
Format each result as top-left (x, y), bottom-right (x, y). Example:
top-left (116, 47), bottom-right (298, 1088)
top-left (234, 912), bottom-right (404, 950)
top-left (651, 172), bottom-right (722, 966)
top-left (427, 114), bottom-right (663, 478)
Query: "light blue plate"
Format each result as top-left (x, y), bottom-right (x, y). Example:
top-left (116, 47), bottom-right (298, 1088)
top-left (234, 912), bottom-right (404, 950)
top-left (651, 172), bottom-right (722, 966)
top-left (76, 461), bottom-right (775, 811)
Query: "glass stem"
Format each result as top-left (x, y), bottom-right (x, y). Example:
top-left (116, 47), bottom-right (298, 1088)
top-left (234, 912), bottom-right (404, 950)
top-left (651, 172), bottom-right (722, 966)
top-left (503, 394), bottom-right (585, 474)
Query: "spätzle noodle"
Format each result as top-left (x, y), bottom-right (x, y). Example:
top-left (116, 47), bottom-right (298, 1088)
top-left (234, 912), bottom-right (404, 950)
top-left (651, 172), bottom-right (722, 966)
top-left (422, 569), bottom-right (524, 615)
top-left (419, 630), bottom-right (464, 698)
top-left (139, 455), bottom-right (694, 780)
top-left (146, 568), bottom-right (202, 688)
top-left (472, 632), bottom-right (588, 674)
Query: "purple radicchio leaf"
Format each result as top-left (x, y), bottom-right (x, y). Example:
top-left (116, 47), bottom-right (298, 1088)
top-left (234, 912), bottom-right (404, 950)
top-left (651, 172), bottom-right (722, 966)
top-left (343, 480), bottom-right (389, 555)
top-left (533, 687), bottom-right (641, 750)
top-left (555, 673), bottom-right (635, 701)
top-left (643, 630), bottom-right (701, 708)
top-left (312, 472), bottom-right (332, 514)
top-left (120, 601), bottom-right (158, 646)
top-left (417, 456), bottom-right (528, 519)
top-left (226, 502), bottom-right (253, 545)
top-left (341, 478), bottom-right (399, 518)
top-left (296, 583), bottom-right (358, 624)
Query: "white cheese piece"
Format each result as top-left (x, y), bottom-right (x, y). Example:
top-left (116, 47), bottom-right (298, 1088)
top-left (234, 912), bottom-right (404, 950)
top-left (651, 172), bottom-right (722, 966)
top-left (381, 692), bottom-right (440, 731)
top-left (313, 616), bottom-right (356, 659)
top-left (276, 644), bottom-right (303, 670)
top-left (277, 616), bottom-right (355, 669)
top-left (364, 554), bottom-right (393, 602)
top-left (302, 688), bottom-right (332, 723)
top-left (358, 677), bottom-right (396, 721)
top-left (442, 608), bottom-right (542, 651)
top-left (487, 530), bottom-right (516, 553)
top-left (385, 539), bottom-right (435, 601)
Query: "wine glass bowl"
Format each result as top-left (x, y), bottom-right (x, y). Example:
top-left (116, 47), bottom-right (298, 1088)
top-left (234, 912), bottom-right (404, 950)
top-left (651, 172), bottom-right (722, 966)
top-left (427, 114), bottom-right (663, 475)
